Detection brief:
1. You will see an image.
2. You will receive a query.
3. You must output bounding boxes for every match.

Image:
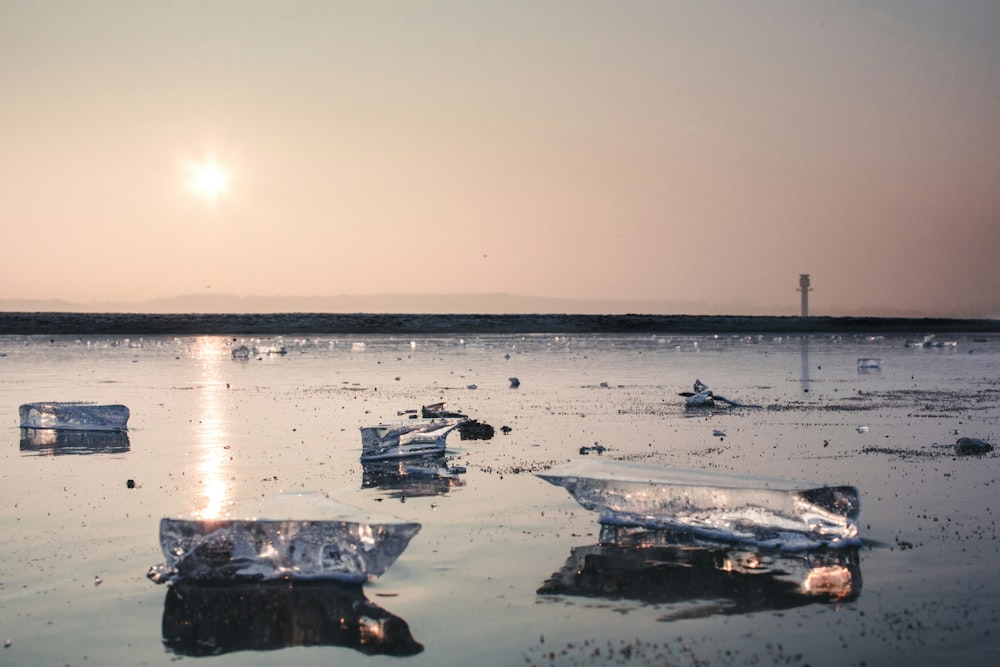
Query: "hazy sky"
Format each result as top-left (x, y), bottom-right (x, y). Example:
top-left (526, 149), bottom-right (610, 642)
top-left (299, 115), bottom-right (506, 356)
top-left (2, 1), bottom-right (998, 316)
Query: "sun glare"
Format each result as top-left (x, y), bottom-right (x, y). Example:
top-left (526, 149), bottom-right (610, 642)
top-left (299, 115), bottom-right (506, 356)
top-left (187, 159), bottom-right (231, 202)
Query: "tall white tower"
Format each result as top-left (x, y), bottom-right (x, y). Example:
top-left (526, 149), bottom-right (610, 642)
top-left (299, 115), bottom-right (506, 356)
top-left (798, 274), bottom-right (812, 317)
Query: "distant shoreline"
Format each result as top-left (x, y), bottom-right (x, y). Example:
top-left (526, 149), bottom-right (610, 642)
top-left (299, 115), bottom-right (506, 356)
top-left (0, 312), bottom-right (998, 336)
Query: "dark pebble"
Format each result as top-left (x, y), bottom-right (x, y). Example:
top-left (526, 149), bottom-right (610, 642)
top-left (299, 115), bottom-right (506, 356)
top-left (955, 437), bottom-right (994, 456)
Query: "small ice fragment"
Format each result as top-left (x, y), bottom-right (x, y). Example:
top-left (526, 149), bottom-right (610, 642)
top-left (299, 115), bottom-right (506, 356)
top-left (537, 460), bottom-right (860, 549)
top-left (924, 336), bottom-right (957, 348)
top-left (230, 345), bottom-right (250, 359)
top-left (147, 492), bottom-right (421, 584)
top-left (679, 380), bottom-right (759, 409)
top-left (360, 418), bottom-right (465, 461)
top-left (684, 390), bottom-right (715, 407)
top-left (466, 384), bottom-right (477, 390)
top-left (252, 345), bottom-right (287, 356)
top-left (856, 426), bottom-right (869, 433)
top-left (955, 437), bottom-right (993, 456)
top-left (712, 429), bottom-right (726, 438)
top-left (908, 335), bottom-right (957, 348)
top-left (579, 443), bottom-right (606, 455)
top-left (679, 381), bottom-right (718, 407)
top-left (509, 377), bottom-right (520, 388)
top-left (421, 402), bottom-right (467, 418)
top-left (856, 358), bottom-right (881, 369)
top-left (18, 402), bottom-right (129, 432)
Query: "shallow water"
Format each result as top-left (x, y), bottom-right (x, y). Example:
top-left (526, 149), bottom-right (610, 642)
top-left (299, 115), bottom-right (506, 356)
top-left (1, 332), bottom-right (999, 666)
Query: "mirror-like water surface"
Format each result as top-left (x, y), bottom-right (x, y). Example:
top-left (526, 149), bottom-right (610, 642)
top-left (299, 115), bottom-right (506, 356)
top-left (1, 332), bottom-right (998, 666)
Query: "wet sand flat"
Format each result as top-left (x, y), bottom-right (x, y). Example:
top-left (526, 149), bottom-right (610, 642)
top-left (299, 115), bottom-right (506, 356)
top-left (0, 331), bottom-right (998, 666)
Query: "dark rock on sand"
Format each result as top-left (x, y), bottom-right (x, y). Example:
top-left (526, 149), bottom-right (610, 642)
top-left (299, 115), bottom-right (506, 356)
top-left (955, 437), bottom-right (994, 456)
top-left (457, 420), bottom-right (495, 440)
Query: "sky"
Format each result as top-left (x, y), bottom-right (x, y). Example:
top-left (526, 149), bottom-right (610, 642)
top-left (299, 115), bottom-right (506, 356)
top-left (2, 0), bottom-right (998, 317)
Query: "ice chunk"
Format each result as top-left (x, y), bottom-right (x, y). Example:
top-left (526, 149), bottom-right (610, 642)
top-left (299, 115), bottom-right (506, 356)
top-left (161, 580), bottom-right (423, 657)
top-left (253, 344), bottom-right (287, 356)
top-left (678, 380), bottom-right (760, 409)
top-left (537, 459), bottom-right (860, 549)
top-left (684, 389), bottom-right (716, 407)
top-left (538, 528), bottom-right (861, 617)
top-left (20, 428), bottom-right (130, 455)
top-left (360, 418), bottom-right (464, 461)
top-left (18, 402), bottom-right (129, 431)
top-left (857, 358), bottom-right (881, 374)
top-left (907, 334), bottom-right (957, 348)
top-left (420, 402), bottom-right (467, 418)
top-left (148, 492), bottom-right (420, 584)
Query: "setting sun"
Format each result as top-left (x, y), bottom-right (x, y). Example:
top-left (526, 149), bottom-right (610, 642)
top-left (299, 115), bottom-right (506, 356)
top-left (187, 159), bottom-right (231, 201)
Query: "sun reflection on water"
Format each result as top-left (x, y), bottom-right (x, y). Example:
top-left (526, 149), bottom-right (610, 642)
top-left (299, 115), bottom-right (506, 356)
top-left (801, 565), bottom-right (854, 599)
top-left (191, 337), bottom-right (233, 520)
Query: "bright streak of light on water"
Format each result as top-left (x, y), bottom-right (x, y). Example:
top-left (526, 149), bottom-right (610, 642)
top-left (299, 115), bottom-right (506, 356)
top-left (192, 336), bottom-right (232, 519)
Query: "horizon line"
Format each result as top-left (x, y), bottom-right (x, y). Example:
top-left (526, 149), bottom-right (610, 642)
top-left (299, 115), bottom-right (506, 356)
top-left (0, 291), bottom-right (997, 320)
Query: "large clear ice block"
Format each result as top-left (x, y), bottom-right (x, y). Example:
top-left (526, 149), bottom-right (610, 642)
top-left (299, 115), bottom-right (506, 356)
top-left (537, 459), bottom-right (860, 549)
top-left (18, 402), bottom-right (130, 431)
top-left (148, 492), bottom-right (420, 584)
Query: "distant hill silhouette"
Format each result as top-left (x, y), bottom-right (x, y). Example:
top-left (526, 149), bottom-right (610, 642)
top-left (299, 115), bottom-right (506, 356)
top-left (0, 292), bottom-right (960, 318)
top-left (1, 311), bottom-right (998, 336)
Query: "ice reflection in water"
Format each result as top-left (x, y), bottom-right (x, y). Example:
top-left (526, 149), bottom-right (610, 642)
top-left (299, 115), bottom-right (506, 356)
top-left (161, 581), bottom-right (423, 657)
top-left (191, 336), bottom-right (232, 520)
top-left (361, 454), bottom-right (466, 498)
top-left (800, 336), bottom-right (811, 393)
top-left (538, 528), bottom-right (861, 620)
top-left (19, 428), bottom-right (131, 455)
